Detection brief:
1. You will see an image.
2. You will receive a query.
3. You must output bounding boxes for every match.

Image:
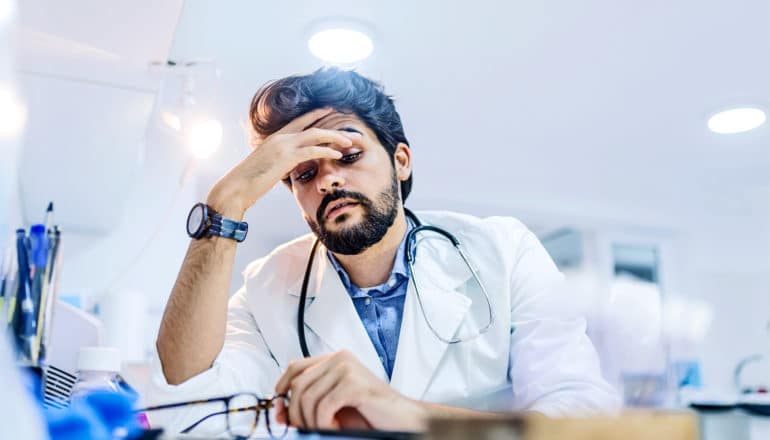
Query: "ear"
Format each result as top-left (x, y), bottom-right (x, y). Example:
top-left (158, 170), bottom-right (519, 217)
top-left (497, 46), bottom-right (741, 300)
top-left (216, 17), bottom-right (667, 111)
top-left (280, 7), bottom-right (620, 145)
top-left (393, 143), bottom-right (412, 182)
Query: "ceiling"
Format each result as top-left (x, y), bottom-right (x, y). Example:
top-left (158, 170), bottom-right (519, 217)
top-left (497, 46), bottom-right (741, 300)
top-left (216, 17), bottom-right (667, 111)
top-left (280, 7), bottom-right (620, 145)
top-left (14, 0), bottom-right (770, 241)
top-left (167, 0), bottom-right (770, 228)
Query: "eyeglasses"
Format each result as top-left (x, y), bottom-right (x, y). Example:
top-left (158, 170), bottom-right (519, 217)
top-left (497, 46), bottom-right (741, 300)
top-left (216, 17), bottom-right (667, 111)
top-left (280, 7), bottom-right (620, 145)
top-left (136, 393), bottom-right (290, 439)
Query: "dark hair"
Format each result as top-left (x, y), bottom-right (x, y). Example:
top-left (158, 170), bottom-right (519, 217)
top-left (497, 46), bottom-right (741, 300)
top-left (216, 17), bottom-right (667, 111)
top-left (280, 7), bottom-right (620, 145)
top-left (249, 67), bottom-right (412, 201)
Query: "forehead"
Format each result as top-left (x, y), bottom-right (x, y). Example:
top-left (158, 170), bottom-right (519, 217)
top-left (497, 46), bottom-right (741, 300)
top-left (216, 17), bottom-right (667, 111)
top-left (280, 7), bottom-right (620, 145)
top-left (310, 111), bottom-right (371, 133)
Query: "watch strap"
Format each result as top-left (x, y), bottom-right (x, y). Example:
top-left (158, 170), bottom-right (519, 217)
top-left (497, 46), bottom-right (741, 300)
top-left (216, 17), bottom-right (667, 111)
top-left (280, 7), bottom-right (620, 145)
top-left (206, 213), bottom-right (248, 242)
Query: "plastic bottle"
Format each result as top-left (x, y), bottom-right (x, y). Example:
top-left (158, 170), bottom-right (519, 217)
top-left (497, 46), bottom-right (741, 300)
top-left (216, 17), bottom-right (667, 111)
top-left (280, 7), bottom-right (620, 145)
top-left (70, 346), bottom-right (122, 405)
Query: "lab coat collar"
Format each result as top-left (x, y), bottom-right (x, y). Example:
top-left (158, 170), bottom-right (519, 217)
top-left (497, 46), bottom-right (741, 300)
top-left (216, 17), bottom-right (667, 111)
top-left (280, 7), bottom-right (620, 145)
top-left (290, 243), bottom-right (389, 379)
top-left (286, 230), bottom-right (475, 396)
top-left (287, 226), bottom-right (473, 298)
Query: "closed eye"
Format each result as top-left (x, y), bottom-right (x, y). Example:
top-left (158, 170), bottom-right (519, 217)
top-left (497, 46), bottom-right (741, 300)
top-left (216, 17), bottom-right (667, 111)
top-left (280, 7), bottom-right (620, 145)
top-left (339, 152), bottom-right (361, 164)
top-left (295, 168), bottom-right (316, 183)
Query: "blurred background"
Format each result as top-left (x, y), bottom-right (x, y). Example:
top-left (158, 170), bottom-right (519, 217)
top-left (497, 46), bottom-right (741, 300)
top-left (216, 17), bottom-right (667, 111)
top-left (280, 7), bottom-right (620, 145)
top-left (1, 0), bottom-right (769, 416)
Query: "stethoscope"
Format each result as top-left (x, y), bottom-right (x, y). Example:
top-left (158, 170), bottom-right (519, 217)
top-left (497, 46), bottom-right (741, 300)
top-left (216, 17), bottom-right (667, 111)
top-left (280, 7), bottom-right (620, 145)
top-left (297, 208), bottom-right (495, 358)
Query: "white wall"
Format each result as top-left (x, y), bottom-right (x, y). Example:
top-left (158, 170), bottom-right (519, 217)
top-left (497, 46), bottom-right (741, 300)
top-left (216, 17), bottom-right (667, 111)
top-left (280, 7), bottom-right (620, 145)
top-left (683, 212), bottom-right (770, 391)
top-left (0, 6), bottom-right (24, 268)
top-left (557, 199), bottom-right (770, 393)
top-left (0, 135), bottom-right (22, 251)
top-left (56, 122), bottom-right (199, 361)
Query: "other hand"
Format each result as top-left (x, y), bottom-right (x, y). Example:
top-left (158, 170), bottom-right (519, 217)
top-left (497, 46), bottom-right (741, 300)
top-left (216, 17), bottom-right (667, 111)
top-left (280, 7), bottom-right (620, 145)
top-left (274, 350), bottom-right (426, 431)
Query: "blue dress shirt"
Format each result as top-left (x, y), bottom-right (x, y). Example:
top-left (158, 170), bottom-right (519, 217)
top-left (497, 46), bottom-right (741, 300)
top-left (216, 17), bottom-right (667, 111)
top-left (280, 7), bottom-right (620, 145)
top-left (327, 221), bottom-right (413, 379)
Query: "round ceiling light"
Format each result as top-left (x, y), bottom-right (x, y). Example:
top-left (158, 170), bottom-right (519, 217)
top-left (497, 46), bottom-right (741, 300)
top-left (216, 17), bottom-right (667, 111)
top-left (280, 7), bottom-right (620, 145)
top-left (708, 107), bottom-right (766, 134)
top-left (308, 28), bottom-right (373, 64)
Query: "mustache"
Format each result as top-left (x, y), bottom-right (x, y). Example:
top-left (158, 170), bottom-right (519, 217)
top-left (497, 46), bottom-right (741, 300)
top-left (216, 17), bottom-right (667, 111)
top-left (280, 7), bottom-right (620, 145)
top-left (316, 190), bottom-right (371, 223)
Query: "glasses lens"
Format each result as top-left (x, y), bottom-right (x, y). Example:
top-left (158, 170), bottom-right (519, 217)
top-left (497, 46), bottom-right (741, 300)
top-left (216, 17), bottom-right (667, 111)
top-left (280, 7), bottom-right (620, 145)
top-left (227, 393), bottom-right (259, 438)
top-left (266, 396), bottom-right (290, 438)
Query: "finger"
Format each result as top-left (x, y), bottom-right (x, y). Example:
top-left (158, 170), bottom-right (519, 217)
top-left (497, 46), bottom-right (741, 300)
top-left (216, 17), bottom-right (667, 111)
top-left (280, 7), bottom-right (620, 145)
top-left (280, 147), bottom-right (345, 182)
top-left (316, 382), bottom-right (357, 430)
top-left (291, 127), bottom-right (360, 149)
top-left (301, 365), bottom-right (346, 429)
top-left (275, 401), bottom-right (287, 425)
top-left (289, 386), bottom-right (305, 429)
top-left (289, 361), bottom-right (336, 429)
top-left (275, 357), bottom-right (322, 395)
top-left (276, 107), bottom-right (335, 135)
top-left (294, 146), bottom-right (344, 162)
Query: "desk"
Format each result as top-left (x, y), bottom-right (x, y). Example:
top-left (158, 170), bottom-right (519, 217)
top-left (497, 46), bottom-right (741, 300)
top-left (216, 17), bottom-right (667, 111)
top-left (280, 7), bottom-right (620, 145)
top-left (157, 428), bottom-right (413, 440)
top-left (156, 411), bottom-right (770, 439)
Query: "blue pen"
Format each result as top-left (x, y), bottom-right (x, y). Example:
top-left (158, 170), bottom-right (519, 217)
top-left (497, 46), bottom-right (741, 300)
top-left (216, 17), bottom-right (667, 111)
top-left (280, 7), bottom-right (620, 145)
top-left (29, 225), bottom-right (47, 305)
top-left (13, 228), bottom-right (36, 363)
top-left (10, 229), bottom-right (27, 332)
top-left (29, 224), bottom-right (49, 363)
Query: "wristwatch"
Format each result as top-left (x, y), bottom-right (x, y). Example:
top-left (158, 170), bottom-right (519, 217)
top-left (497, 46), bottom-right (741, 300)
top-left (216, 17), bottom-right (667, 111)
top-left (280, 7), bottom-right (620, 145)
top-left (186, 203), bottom-right (248, 242)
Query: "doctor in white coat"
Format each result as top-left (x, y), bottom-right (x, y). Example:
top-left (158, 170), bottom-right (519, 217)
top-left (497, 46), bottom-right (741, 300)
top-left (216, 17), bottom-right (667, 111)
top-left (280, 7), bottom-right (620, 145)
top-left (149, 68), bottom-right (619, 434)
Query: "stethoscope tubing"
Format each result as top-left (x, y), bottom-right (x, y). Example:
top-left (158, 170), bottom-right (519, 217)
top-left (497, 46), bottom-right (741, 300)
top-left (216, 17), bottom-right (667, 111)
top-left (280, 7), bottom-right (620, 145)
top-left (298, 208), bottom-right (494, 358)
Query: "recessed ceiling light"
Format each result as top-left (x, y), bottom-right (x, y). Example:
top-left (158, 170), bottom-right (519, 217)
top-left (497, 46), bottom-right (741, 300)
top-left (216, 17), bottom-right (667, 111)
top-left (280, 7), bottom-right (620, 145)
top-left (708, 107), bottom-right (766, 134)
top-left (308, 28), bottom-right (373, 64)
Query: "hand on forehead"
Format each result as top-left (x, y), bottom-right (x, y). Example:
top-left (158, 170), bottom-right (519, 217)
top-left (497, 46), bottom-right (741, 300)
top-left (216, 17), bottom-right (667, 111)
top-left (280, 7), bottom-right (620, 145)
top-left (306, 110), bottom-right (363, 131)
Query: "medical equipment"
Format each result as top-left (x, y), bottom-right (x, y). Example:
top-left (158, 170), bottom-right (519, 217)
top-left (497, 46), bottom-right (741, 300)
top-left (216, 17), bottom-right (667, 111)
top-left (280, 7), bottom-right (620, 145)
top-left (297, 208), bottom-right (494, 358)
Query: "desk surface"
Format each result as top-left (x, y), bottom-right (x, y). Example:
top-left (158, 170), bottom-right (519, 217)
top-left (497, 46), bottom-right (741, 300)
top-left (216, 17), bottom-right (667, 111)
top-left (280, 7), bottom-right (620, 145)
top-left (159, 428), bottom-right (414, 440)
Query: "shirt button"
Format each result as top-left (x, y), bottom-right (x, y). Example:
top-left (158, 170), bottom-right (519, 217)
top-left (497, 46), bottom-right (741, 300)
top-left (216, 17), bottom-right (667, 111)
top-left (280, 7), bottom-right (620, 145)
top-left (387, 279), bottom-right (396, 288)
top-left (365, 298), bottom-right (372, 305)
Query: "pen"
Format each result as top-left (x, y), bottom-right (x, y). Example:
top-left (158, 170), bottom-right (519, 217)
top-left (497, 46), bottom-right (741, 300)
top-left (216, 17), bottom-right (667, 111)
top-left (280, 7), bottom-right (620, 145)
top-left (44, 202), bottom-right (54, 233)
top-left (13, 228), bottom-right (35, 362)
top-left (39, 226), bottom-right (62, 362)
top-left (37, 223), bottom-right (60, 363)
top-left (33, 203), bottom-right (55, 364)
top-left (29, 224), bottom-right (49, 363)
top-left (8, 229), bottom-right (25, 329)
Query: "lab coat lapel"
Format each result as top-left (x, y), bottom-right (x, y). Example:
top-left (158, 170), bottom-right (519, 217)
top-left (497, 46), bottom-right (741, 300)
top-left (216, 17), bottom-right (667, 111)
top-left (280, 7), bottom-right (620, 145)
top-left (389, 236), bottom-right (472, 399)
top-left (301, 248), bottom-right (388, 380)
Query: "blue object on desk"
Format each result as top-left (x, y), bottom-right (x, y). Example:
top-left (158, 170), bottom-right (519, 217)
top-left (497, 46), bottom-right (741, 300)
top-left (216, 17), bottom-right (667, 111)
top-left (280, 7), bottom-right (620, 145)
top-left (46, 390), bottom-right (141, 440)
top-left (30, 224), bottom-right (48, 270)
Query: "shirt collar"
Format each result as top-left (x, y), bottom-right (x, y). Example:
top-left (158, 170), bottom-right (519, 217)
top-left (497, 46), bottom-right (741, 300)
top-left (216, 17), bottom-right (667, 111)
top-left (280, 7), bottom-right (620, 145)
top-left (327, 217), bottom-right (414, 292)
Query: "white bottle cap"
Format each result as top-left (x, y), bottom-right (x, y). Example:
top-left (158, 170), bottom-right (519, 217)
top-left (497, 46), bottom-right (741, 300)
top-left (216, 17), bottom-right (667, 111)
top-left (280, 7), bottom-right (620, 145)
top-left (77, 346), bottom-right (121, 373)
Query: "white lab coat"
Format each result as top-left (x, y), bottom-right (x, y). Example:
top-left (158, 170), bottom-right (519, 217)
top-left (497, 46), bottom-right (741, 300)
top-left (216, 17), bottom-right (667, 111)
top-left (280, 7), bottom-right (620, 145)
top-left (147, 211), bottom-right (619, 433)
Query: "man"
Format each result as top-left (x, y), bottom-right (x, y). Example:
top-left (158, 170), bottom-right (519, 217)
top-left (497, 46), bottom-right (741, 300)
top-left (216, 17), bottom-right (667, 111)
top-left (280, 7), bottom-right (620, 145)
top-left (149, 68), bottom-right (619, 433)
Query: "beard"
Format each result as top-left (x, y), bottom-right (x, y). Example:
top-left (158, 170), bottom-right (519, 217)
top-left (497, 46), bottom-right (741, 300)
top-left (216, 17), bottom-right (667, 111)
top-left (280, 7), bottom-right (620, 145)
top-left (305, 173), bottom-right (400, 255)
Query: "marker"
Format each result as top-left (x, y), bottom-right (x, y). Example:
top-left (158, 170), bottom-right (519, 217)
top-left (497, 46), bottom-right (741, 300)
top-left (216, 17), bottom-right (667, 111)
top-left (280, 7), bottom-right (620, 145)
top-left (13, 229), bottom-right (35, 362)
top-left (39, 226), bottom-right (62, 362)
top-left (44, 202), bottom-right (54, 233)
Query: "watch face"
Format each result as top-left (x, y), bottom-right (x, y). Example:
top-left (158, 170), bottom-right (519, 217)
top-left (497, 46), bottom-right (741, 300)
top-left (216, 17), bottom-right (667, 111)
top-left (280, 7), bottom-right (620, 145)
top-left (187, 204), bottom-right (204, 236)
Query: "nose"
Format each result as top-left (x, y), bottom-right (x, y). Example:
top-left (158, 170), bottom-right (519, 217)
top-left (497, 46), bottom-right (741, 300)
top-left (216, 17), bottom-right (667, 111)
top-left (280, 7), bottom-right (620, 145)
top-left (315, 162), bottom-right (346, 194)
